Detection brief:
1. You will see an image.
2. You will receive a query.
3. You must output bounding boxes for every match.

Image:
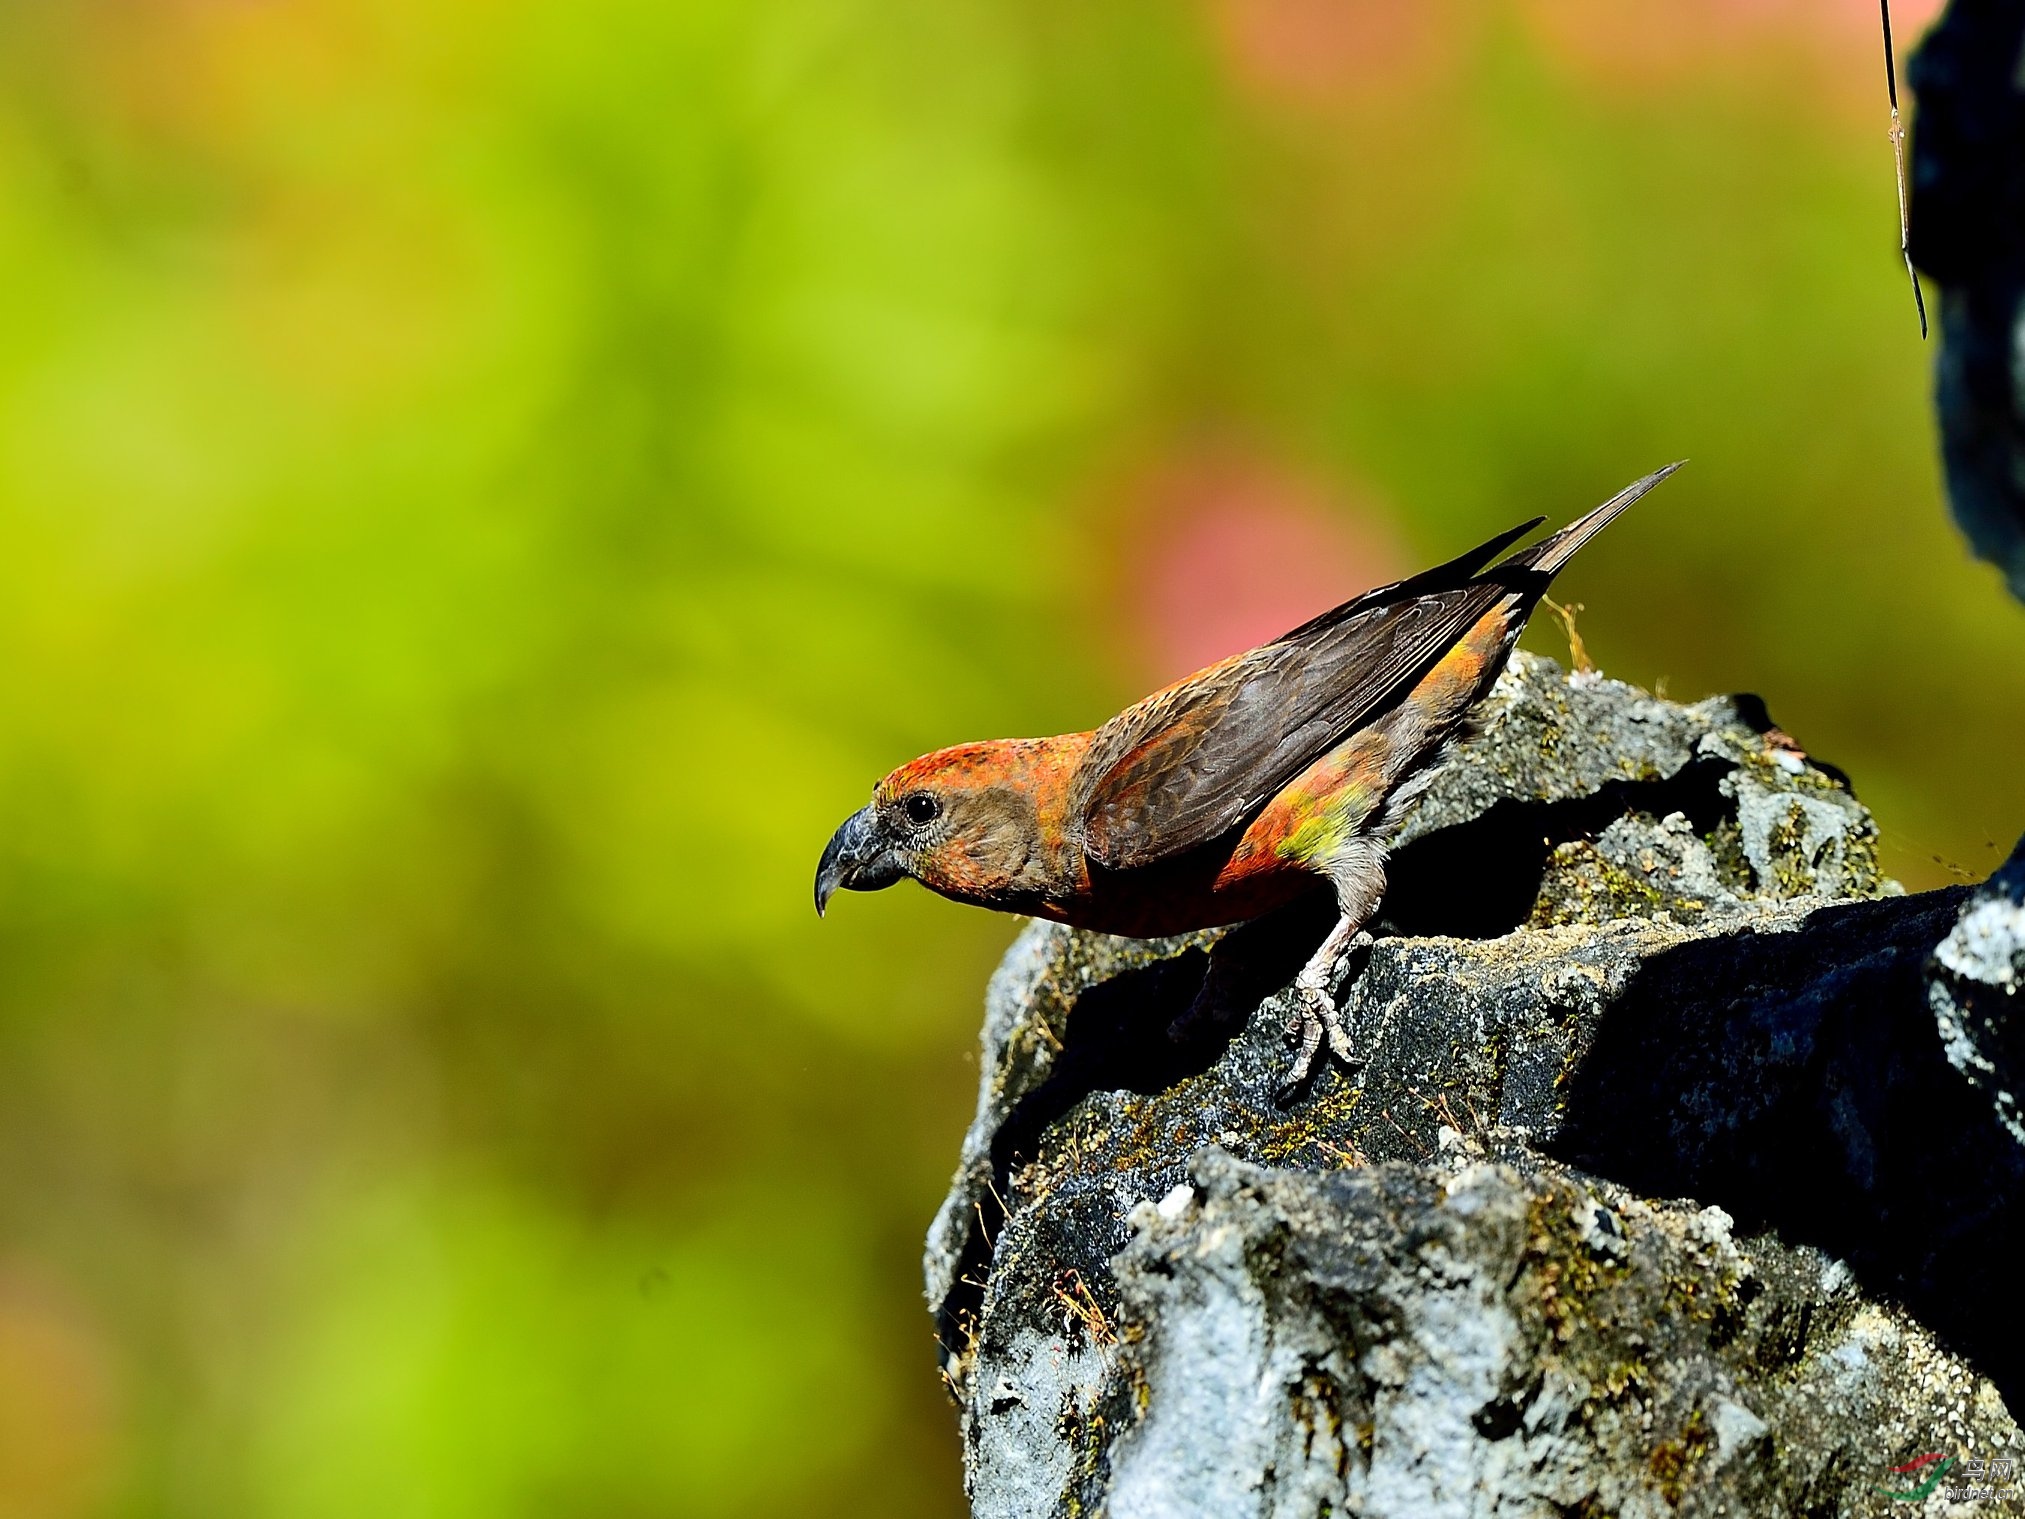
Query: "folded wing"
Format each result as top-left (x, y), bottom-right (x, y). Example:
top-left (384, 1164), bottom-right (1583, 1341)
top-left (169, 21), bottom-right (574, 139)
top-left (1076, 464), bottom-right (1679, 871)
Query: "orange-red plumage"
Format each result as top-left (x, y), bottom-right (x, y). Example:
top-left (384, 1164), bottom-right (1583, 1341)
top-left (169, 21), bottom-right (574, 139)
top-left (817, 465), bottom-right (1679, 1087)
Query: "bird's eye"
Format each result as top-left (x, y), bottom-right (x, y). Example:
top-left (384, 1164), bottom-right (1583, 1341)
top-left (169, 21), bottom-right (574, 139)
top-left (903, 792), bottom-right (941, 826)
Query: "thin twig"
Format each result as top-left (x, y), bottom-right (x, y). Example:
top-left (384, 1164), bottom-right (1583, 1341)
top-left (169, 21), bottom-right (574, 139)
top-left (1541, 597), bottom-right (1592, 675)
top-left (1315, 1136), bottom-right (1367, 1168)
top-left (983, 1170), bottom-right (1014, 1222)
top-left (1380, 1106), bottom-right (1428, 1159)
top-left (1052, 1270), bottom-right (1119, 1353)
top-left (1460, 1089), bottom-right (1485, 1131)
top-left (1881, 0), bottom-right (1929, 339)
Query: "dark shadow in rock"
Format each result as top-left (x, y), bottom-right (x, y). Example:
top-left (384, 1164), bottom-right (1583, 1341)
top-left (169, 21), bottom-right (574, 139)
top-left (1728, 692), bottom-right (1777, 735)
top-left (1546, 889), bottom-right (2025, 1410)
top-left (1378, 757), bottom-right (1738, 939)
top-left (1729, 692), bottom-right (1859, 793)
top-left (1211, 754), bottom-right (1749, 976)
top-left (1198, 890), bottom-right (1341, 1019)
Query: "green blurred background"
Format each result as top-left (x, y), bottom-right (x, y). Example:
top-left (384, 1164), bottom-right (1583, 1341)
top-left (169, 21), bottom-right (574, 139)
top-left (0, 0), bottom-right (2018, 1513)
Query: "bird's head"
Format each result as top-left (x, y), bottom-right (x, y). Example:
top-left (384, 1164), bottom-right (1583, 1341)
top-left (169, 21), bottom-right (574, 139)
top-left (814, 740), bottom-right (1055, 916)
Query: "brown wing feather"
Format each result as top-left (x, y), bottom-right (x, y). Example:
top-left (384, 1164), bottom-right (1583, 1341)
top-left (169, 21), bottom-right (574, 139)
top-left (1078, 465), bottom-right (1680, 871)
top-left (1073, 512), bottom-right (1555, 858)
top-left (1079, 582), bottom-right (1512, 869)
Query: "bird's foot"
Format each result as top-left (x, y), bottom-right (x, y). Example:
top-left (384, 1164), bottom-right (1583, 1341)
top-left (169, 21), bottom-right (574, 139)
top-left (1279, 980), bottom-right (1353, 1093)
top-left (1275, 931), bottom-right (1372, 1103)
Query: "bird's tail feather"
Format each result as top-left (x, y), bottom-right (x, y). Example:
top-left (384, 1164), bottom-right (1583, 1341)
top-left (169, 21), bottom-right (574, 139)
top-left (1512, 461), bottom-right (1685, 579)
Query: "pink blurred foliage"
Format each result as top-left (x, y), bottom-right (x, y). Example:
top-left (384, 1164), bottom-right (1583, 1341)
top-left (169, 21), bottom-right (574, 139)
top-left (1113, 445), bottom-right (1408, 687)
top-left (1202, 0), bottom-right (1472, 107)
top-left (1201, 0), bottom-right (1948, 114)
top-left (1516, 0), bottom-right (1948, 106)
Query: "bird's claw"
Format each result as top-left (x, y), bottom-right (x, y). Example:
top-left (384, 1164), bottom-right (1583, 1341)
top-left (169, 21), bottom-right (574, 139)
top-left (1279, 980), bottom-right (1354, 1090)
top-left (1275, 931), bottom-right (1372, 1102)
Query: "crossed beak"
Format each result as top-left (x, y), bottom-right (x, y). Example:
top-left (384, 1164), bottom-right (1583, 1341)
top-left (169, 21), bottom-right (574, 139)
top-left (814, 805), bottom-right (905, 916)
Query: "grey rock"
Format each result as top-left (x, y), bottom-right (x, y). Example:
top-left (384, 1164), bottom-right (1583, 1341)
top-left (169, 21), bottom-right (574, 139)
top-left (1931, 836), bottom-right (2025, 1148)
top-left (1107, 1153), bottom-right (2018, 1519)
top-left (927, 654), bottom-right (2025, 1517)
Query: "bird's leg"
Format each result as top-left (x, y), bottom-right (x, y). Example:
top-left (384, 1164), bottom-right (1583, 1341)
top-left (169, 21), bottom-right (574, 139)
top-left (1279, 852), bottom-right (1386, 1096)
top-left (1282, 914), bottom-right (1371, 1085)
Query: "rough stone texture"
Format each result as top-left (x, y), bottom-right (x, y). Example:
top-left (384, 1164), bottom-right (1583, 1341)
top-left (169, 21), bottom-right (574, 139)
top-left (1932, 836), bottom-right (2025, 1150)
top-left (1111, 1154), bottom-right (2017, 1519)
top-left (927, 654), bottom-right (2025, 1518)
top-left (1910, 0), bottom-right (2025, 600)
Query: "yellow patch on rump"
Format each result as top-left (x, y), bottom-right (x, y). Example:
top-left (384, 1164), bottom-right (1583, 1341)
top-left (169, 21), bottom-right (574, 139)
top-left (1259, 731), bottom-right (1390, 869)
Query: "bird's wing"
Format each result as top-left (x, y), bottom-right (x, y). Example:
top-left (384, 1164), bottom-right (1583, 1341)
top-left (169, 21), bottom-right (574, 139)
top-left (1077, 465), bottom-right (1682, 871)
top-left (1077, 580), bottom-right (1515, 870)
top-left (1270, 512), bottom-right (1542, 643)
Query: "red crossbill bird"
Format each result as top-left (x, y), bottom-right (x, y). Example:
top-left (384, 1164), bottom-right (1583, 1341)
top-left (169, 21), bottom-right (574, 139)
top-left (816, 463), bottom-right (1681, 1089)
